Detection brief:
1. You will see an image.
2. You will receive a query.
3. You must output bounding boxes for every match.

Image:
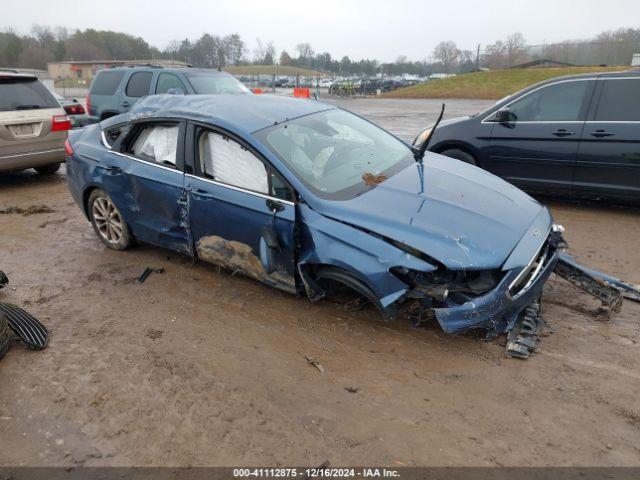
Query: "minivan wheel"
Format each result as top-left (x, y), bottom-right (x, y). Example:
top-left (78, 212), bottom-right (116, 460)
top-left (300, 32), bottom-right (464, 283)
top-left (440, 149), bottom-right (477, 166)
top-left (87, 189), bottom-right (133, 250)
top-left (35, 163), bottom-right (61, 175)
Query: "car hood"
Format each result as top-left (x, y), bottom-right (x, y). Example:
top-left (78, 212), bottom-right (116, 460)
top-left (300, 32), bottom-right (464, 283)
top-left (312, 153), bottom-right (545, 270)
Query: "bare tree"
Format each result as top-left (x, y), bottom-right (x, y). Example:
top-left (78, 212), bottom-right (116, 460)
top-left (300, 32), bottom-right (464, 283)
top-left (433, 41), bottom-right (461, 73)
top-left (295, 43), bottom-right (314, 60)
top-left (504, 32), bottom-right (526, 67)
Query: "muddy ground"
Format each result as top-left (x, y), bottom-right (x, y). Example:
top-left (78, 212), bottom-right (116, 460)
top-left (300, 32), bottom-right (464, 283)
top-left (0, 98), bottom-right (639, 467)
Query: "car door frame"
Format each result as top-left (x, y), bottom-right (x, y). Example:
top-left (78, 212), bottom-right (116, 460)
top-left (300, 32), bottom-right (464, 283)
top-left (118, 70), bottom-right (155, 112)
top-left (573, 75), bottom-right (640, 200)
top-left (98, 117), bottom-right (193, 254)
top-left (184, 120), bottom-right (300, 293)
top-left (483, 78), bottom-right (596, 193)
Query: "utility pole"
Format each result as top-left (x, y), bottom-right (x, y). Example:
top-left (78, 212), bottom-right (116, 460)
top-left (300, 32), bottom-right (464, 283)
top-left (475, 44), bottom-right (481, 71)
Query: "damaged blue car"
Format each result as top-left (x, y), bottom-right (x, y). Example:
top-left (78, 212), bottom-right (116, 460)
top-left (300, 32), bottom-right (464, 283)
top-left (65, 94), bottom-right (567, 340)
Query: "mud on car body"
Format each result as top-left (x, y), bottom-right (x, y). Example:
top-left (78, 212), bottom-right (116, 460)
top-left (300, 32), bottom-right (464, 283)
top-left (65, 94), bottom-right (566, 337)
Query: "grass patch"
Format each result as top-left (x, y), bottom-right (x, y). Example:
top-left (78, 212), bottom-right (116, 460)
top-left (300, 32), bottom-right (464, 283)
top-left (224, 65), bottom-right (323, 76)
top-left (383, 66), bottom-right (626, 99)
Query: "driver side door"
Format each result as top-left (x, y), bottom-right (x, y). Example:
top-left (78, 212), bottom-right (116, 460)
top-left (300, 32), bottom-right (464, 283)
top-left (487, 79), bottom-right (594, 193)
top-left (184, 122), bottom-right (298, 292)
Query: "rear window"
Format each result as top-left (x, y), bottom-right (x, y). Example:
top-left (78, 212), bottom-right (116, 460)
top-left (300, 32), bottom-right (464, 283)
top-left (594, 79), bottom-right (640, 122)
top-left (184, 72), bottom-right (250, 94)
top-left (90, 71), bottom-right (125, 95)
top-left (0, 77), bottom-right (59, 112)
top-left (125, 72), bottom-right (153, 98)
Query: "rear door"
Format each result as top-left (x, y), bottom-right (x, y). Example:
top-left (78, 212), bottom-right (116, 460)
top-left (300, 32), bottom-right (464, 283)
top-left (99, 119), bottom-right (192, 254)
top-left (119, 71), bottom-right (154, 112)
top-left (573, 77), bottom-right (640, 200)
top-left (487, 79), bottom-right (594, 192)
top-left (0, 75), bottom-right (66, 162)
top-left (184, 123), bottom-right (297, 292)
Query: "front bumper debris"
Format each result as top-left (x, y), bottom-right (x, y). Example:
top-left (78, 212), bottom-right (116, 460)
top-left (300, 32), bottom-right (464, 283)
top-left (432, 249), bottom-right (559, 338)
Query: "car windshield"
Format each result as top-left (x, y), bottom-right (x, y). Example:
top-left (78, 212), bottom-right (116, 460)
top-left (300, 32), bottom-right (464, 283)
top-left (0, 77), bottom-right (59, 112)
top-left (255, 109), bottom-right (414, 200)
top-left (185, 72), bottom-right (250, 94)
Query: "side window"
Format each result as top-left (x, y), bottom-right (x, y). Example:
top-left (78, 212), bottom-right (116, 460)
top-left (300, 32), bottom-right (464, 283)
top-left (156, 73), bottom-right (187, 94)
top-left (508, 81), bottom-right (589, 122)
top-left (125, 72), bottom-right (153, 98)
top-left (102, 124), bottom-right (129, 148)
top-left (127, 123), bottom-right (179, 168)
top-left (90, 71), bottom-right (125, 95)
top-left (594, 79), bottom-right (640, 121)
top-left (199, 131), bottom-right (269, 194)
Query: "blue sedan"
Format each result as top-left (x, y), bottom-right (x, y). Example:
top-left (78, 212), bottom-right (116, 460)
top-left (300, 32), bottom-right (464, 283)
top-left (65, 94), bottom-right (564, 337)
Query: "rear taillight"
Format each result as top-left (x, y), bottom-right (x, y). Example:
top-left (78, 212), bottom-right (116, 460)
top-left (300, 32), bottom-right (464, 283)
top-left (51, 114), bottom-right (72, 132)
top-left (64, 104), bottom-right (85, 115)
top-left (64, 139), bottom-right (74, 156)
top-left (85, 95), bottom-right (91, 115)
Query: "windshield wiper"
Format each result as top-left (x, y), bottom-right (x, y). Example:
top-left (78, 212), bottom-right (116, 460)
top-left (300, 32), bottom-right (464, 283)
top-left (414, 103), bottom-right (445, 162)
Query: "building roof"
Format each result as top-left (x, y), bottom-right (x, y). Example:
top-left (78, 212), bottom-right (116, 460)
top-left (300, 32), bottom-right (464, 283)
top-left (128, 93), bottom-right (334, 133)
top-left (47, 59), bottom-right (189, 66)
top-left (511, 58), bottom-right (575, 69)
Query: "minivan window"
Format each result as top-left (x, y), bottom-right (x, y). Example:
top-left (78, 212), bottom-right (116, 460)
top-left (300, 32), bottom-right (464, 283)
top-left (125, 72), bottom-right (153, 98)
top-left (0, 77), bottom-right (59, 112)
top-left (507, 81), bottom-right (589, 122)
top-left (90, 71), bottom-right (125, 95)
top-left (156, 73), bottom-right (186, 94)
top-left (594, 79), bottom-right (640, 122)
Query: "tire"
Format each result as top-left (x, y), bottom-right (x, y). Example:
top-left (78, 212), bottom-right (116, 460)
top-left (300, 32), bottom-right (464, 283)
top-left (0, 314), bottom-right (10, 361)
top-left (440, 149), bottom-right (478, 166)
top-left (35, 163), bottom-right (61, 175)
top-left (87, 189), bottom-right (133, 250)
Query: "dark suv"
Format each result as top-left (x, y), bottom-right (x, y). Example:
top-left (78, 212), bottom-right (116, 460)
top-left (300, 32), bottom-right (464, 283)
top-left (86, 66), bottom-right (250, 123)
top-left (415, 70), bottom-right (640, 202)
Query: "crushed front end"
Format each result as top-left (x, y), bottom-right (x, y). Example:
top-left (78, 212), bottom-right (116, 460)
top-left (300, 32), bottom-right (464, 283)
top-left (390, 209), bottom-right (565, 341)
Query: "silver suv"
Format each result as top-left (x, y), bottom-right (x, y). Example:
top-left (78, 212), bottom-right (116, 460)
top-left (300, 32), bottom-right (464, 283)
top-left (0, 72), bottom-right (70, 174)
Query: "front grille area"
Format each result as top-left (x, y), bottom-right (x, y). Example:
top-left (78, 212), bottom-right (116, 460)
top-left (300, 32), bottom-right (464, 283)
top-left (508, 243), bottom-right (551, 298)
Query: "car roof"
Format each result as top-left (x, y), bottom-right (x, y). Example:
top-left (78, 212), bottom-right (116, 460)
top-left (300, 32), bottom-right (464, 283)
top-left (0, 70), bottom-right (38, 80)
top-left (127, 94), bottom-right (334, 133)
top-left (103, 66), bottom-right (230, 76)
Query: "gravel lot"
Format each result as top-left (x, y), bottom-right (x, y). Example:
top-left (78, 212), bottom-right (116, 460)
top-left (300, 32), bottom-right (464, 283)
top-left (0, 97), bottom-right (639, 467)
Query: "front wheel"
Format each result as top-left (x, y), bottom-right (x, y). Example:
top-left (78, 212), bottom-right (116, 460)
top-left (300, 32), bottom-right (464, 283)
top-left (87, 189), bottom-right (133, 250)
top-left (440, 149), bottom-right (478, 166)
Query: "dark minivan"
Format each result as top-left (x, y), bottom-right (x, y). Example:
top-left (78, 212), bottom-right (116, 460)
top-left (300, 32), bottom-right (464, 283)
top-left (415, 70), bottom-right (640, 202)
top-left (86, 66), bottom-right (250, 123)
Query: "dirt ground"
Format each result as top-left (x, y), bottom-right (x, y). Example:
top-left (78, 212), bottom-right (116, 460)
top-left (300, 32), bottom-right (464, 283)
top-left (1, 98), bottom-right (639, 467)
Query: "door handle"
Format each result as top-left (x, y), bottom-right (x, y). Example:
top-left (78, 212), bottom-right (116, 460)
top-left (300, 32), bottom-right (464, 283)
top-left (266, 199), bottom-right (285, 213)
top-left (192, 188), bottom-right (216, 199)
top-left (97, 164), bottom-right (122, 174)
top-left (552, 129), bottom-right (575, 137)
top-left (121, 101), bottom-right (130, 108)
top-left (590, 130), bottom-right (614, 138)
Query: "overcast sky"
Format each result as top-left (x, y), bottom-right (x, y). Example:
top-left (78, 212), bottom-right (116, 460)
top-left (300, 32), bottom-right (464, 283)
top-left (2, 0), bottom-right (639, 61)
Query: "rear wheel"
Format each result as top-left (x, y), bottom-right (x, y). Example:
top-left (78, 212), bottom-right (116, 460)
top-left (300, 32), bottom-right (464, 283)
top-left (35, 163), bottom-right (61, 175)
top-left (440, 149), bottom-right (477, 166)
top-left (87, 189), bottom-right (133, 250)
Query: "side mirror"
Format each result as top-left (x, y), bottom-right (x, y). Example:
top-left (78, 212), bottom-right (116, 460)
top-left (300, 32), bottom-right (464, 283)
top-left (494, 108), bottom-right (514, 123)
top-left (412, 126), bottom-right (433, 148)
top-left (166, 88), bottom-right (185, 95)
